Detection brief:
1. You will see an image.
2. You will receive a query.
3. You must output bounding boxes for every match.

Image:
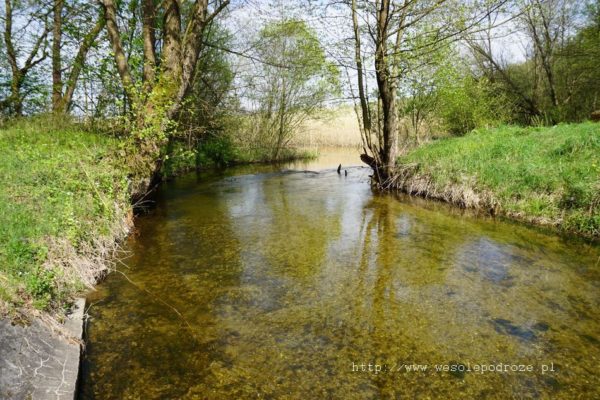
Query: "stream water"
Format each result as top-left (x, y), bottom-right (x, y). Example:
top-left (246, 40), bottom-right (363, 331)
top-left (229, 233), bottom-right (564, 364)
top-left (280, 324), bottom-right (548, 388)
top-left (79, 148), bottom-right (600, 399)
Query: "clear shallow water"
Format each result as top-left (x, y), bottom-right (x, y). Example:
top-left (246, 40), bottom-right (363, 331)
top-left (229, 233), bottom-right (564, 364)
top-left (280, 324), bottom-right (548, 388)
top-left (80, 152), bottom-right (600, 399)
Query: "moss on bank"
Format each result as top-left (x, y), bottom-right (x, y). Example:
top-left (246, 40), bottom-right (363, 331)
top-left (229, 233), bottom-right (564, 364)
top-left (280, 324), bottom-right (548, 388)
top-left (0, 117), bottom-right (132, 317)
top-left (395, 122), bottom-right (600, 237)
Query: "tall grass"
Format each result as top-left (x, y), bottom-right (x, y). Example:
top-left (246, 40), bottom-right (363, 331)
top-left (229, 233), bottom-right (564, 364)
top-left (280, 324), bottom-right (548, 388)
top-left (292, 106), bottom-right (363, 148)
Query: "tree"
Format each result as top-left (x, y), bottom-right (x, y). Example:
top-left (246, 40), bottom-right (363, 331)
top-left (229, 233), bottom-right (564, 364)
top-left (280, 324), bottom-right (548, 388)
top-left (51, 0), bottom-right (106, 113)
top-left (247, 19), bottom-right (339, 160)
top-left (171, 22), bottom-right (237, 168)
top-left (466, 0), bottom-right (593, 124)
top-left (349, 0), bottom-right (449, 179)
top-left (100, 0), bottom-right (230, 195)
top-left (521, 0), bottom-right (574, 114)
top-left (346, 0), bottom-right (511, 180)
top-left (350, 0), bottom-right (402, 179)
top-left (397, 38), bottom-right (453, 144)
top-left (436, 65), bottom-right (513, 135)
top-left (2, 0), bottom-right (49, 115)
top-left (553, 0), bottom-right (600, 120)
top-left (464, 2), bottom-right (540, 122)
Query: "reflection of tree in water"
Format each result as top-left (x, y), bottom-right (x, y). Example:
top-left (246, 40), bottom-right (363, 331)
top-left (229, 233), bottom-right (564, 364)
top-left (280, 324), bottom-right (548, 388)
top-left (345, 195), bottom-right (600, 397)
top-left (344, 196), bottom-right (483, 397)
top-left (353, 196), bottom-right (461, 302)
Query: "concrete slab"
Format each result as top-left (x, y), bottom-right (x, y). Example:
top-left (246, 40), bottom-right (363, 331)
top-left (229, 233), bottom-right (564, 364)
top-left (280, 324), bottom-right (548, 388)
top-left (0, 298), bottom-right (85, 400)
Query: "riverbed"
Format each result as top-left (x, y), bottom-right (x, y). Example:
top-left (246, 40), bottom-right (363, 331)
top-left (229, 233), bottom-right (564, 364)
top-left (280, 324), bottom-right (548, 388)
top-left (79, 149), bottom-right (600, 398)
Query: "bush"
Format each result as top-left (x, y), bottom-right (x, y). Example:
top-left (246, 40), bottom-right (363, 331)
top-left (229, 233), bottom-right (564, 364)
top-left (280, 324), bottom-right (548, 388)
top-left (437, 74), bottom-right (512, 135)
top-left (197, 134), bottom-right (238, 167)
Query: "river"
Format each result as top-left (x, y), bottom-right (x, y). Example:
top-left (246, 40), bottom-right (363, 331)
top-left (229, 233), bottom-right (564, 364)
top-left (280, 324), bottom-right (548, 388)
top-left (79, 148), bottom-right (600, 399)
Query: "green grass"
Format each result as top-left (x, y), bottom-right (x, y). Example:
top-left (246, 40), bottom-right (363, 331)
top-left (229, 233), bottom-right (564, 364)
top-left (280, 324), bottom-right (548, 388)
top-left (397, 122), bottom-right (600, 237)
top-left (0, 116), bottom-right (131, 315)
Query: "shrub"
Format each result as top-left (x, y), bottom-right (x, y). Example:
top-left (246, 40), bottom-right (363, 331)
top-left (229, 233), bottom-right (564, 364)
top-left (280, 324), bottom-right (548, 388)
top-left (197, 134), bottom-right (238, 167)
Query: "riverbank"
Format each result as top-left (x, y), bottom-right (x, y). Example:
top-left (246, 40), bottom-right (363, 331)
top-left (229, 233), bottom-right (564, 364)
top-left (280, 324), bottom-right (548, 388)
top-left (0, 117), bottom-right (133, 318)
top-left (0, 116), bottom-right (320, 399)
top-left (0, 117), bottom-right (319, 318)
top-left (392, 122), bottom-right (599, 238)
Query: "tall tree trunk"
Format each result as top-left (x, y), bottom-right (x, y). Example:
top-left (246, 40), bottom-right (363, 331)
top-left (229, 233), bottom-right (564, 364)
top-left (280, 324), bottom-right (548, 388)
top-left (162, 0), bottom-right (182, 86)
top-left (102, 0), bottom-right (135, 102)
top-left (351, 0), bottom-right (373, 155)
top-left (52, 0), bottom-right (64, 112)
top-left (374, 0), bottom-right (398, 178)
top-left (169, 0), bottom-right (211, 119)
top-left (142, 0), bottom-right (157, 85)
top-left (352, 0), bottom-right (399, 179)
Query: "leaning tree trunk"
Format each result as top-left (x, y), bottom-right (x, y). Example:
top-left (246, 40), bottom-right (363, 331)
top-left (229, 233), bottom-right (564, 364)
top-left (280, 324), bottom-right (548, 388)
top-left (58, 16), bottom-right (106, 113)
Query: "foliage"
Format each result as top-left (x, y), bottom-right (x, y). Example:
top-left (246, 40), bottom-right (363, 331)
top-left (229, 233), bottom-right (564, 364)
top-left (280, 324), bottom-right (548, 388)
top-left (180, 24), bottom-right (237, 132)
top-left (164, 123), bottom-right (317, 173)
top-left (466, 0), bottom-right (600, 125)
top-left (398, 122), bottom-right (600, 236)
top-left (246, 19), bottom-right (340, 160)
top-left (397, 46), bottom-right (513, 140)
top-left (165, 23), bottom-right (239, 173)
top-left (436, 70), bottom-right (513, 136)
top-left (552, 4), bottom-right (600, 121)
top-left (196, 134), bottom-right (238, 167)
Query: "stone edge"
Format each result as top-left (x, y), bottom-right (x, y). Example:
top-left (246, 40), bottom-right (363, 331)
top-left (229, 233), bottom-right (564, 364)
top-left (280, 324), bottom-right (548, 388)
top-left (65, 297), bottom-right (86, 400)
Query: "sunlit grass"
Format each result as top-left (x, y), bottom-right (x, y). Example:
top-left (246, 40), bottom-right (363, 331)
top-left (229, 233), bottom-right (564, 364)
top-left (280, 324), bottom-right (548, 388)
top-left (398, 122), bottom-right (600, 236)
top-left (0, 116), bottom-right (131, 315)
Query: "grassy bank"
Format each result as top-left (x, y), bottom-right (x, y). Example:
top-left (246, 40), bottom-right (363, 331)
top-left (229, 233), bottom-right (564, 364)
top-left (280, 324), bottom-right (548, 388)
top-left (394, 123), bottom-right (600, 237)
top-left (0, 117), bottom-right (132, 317)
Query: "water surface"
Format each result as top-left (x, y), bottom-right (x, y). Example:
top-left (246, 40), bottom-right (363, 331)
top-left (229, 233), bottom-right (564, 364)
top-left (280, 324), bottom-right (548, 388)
top-left (80, 151), bottom-right (600, 399)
